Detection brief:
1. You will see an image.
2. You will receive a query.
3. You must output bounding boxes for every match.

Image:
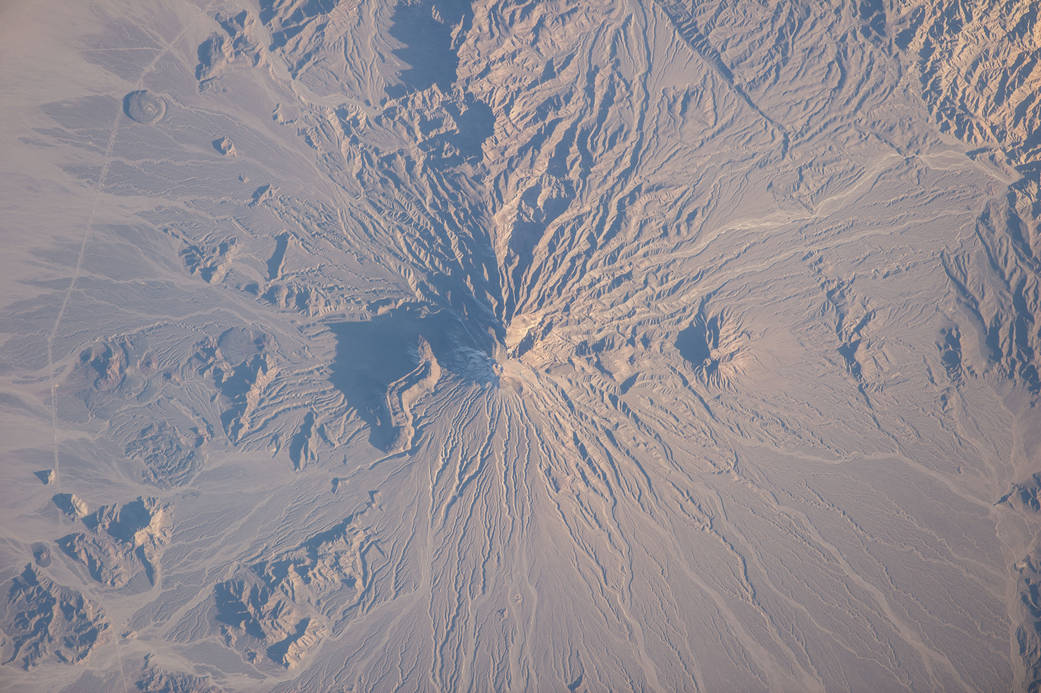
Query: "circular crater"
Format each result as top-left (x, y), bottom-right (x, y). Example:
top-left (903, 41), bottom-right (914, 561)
top-left (31, 542), bottom-right (51, 567)
top-left (123, 90), bottom-right (167, 124)
top-left (676, 309), bottom-right (753, 388)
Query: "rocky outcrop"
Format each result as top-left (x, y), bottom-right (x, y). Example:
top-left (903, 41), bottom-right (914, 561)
top-left (180, 238), bottom-right (238, 284)
top-left (58, 497), bottom-right (171, 588)
top-left (894, 0), bottom-right (1041, 165)
top-left (214, 516), bottom-right (372, 668)
top-left (53, 493), bottom-right (88, 519)
top-left (195, 10), bottom-right (265, 87)
top-left (0, 565), bottom-right (107, 670)
top-left (136, 662), bottom-right (224, 693)
top-left (124, 421), bottom-right (204, 488)
top-left (191, 328), bottom-right (279, 442)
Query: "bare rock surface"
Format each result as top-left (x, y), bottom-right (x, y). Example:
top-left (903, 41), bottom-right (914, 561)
top-left (212, 509), bottom-right (373, 670)
top-left (0, 565), bottom-right (107, 670)
top-left (58, 497), bottom-right (171, 588)
top-left (136, 662), bottom-right (225, 693)
top-left (212, 136), bottom-right (236, 156)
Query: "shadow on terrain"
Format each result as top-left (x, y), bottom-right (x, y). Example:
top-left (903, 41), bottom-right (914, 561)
top-left (330, 307), bottom-right (498, 449)
top-left (387, 0), bottom-right (474, 97)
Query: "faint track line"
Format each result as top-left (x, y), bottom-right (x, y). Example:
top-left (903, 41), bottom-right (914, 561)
top-left (43, 14), bottom-right (205, 692)
top-left (46, 99), bottom-right (123, 500)
top-left (652, 0), bottom-right (790, 155)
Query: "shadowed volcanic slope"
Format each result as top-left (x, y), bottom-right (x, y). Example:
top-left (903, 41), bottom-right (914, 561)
top-left (1, 0), bottom-right (1041, 690)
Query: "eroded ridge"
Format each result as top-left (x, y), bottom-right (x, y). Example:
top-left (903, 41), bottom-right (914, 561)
top-left (1, 566), bottom-right (108, 670)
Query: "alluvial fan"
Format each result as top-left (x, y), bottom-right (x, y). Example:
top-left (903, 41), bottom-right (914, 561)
top-left (1, 0), bottom-right (1041, 691)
